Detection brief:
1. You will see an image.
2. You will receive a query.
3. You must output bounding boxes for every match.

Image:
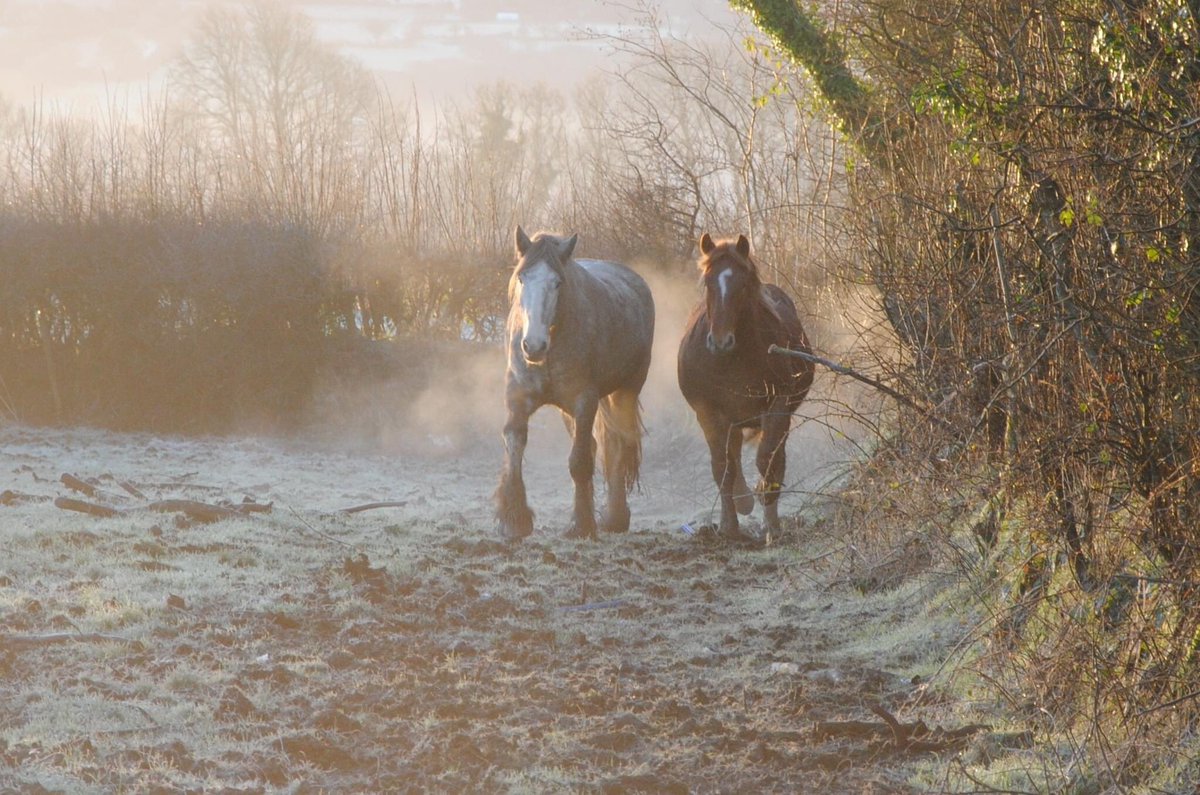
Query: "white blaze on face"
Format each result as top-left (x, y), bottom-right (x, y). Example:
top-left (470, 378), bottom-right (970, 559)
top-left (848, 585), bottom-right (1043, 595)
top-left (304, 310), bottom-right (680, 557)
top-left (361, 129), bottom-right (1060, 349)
top-left (518, 261), bottom-right (560, 355)
top-left (717, 268), bottom-right (733, 306)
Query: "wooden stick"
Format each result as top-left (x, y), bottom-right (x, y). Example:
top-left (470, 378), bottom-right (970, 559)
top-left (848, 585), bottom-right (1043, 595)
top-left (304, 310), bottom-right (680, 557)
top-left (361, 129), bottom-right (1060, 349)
top-left (146, 500), bottom-right (240, 523)
top-left (61, 473), bottom-right (99, 498)
top-left (870, 703), bottom-right (923, 743)
top-left (54, 496), bottom-right (122, 518)
top-left (56, 491), bottom-right (270, 523)
top-left (118, 480), bottom-right (147, 499)
top-left (559, 599), bottom-right (628, 612)
top-left (768, 344), bottom-right (953, 430)
top-left (287, 505), bottom-right (360, 550)
top-left (341, 500), bottom-right (409, 514)
top-left (813, 707), bottom-right (989, 752)
top-left (812, 719), bottom-right (891, 741)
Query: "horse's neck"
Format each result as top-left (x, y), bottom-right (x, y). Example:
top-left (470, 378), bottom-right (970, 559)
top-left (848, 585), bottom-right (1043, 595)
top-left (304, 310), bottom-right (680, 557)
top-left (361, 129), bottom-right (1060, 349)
top-left (737, 286), bottom-right (788, 349)
top-left (557, 261), bottom-right (592, 329)
top-left (754, 285), bottom-right (788, 325)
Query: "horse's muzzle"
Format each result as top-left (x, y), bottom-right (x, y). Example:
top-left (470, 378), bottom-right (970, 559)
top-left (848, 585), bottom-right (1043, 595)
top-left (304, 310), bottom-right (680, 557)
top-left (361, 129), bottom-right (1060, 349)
top-left (522, 338), bottom-right (548, 364)
top-left (706, 332), bottom-right (736, 354)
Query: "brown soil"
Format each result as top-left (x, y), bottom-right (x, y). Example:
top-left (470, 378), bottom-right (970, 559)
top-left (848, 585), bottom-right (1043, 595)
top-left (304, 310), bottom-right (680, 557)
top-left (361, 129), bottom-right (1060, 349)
top-left (0, 414), bottom-right (957, 794)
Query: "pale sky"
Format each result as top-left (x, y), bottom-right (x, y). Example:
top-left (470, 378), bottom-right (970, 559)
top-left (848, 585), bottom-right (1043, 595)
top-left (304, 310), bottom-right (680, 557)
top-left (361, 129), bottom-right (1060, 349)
top-left (0, 0), bottom-right (744, 113)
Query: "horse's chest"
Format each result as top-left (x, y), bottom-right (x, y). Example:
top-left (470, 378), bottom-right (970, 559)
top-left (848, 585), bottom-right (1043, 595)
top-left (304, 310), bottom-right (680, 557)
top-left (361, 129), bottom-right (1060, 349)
top-left (507, 356), bottom-right (595, 408)
top-left (682, 348), bottom-right (789, 415)
top-left (716, 364), bottom-right (786, 406)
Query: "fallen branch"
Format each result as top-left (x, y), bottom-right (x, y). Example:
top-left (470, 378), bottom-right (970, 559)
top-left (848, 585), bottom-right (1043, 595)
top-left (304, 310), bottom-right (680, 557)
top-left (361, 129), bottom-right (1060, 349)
top-left (870, 702), bottom-right (907, 734)
top-left (146, 500), bottom-right (241, 523)
top-left (118, 480), bottom-right (147, 499)
top-left (812, 718), bottom-right (891, 741)
top-left (54, 496), bottom-right (122, 518)
top-left (54, 495), bottom-right (259, 523)
top-left (768, 345), bottom-right (952, 430)
top-left (812, 703), bottom-right (989, 754)
top-left (61, 473), bottom-right (99, 498)
top-left (287, 504), bottom-right (360, 550)
top-left (1, 489), bottom-right (36, 506)
top-left (341, 500), bottom-right (409, 514)
top-left (559, 599), bottom-right (628, 612)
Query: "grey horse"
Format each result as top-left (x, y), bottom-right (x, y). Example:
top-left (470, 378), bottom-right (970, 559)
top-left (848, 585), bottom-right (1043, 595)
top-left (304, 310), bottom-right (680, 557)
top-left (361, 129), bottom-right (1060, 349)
top-left (495, 227), bottom-right (655, 541)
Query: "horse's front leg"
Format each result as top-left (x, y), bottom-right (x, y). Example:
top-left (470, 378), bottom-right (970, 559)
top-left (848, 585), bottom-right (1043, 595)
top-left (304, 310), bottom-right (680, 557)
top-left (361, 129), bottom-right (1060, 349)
top-left (496, 390), bottom-right (537, 541)
top-left (697, 406), bottom-right (748, 540)
top-left (563, 392), bottom-right (599, 540)
top-left (756, 403), bottom-right (793, 536)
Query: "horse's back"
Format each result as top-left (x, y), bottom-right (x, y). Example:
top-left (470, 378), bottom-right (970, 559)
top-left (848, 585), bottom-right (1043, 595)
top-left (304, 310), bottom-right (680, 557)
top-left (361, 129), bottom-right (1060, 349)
top-left (569, 258), bottom-right (655, 390)
top-left (762, 283), bottom-right (813, 396)
top-left (575, 258), bottom-right (655, 348)
top-left (576, 259), bottom-right (654, 315)
top-left (762, 284), bottom-right (806, 346)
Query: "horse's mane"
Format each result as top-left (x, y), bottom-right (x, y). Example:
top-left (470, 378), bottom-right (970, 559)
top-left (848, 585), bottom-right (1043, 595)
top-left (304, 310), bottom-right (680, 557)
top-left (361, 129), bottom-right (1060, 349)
top-left (698, 238), bottom-right (762, 284)
top-left (518, 234), bottom-right (570, 271)
top-left (509, 233), bottom-right (571, 301)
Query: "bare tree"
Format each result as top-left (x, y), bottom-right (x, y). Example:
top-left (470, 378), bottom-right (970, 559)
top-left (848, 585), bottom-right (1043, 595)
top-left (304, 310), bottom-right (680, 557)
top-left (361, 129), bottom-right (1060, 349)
top-left (170, 1), bottom-right (374, 233)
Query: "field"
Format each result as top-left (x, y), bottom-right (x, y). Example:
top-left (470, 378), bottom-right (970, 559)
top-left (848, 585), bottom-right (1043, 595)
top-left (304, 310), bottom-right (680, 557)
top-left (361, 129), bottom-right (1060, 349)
top-left (0, 359), bottom-right (973, 792)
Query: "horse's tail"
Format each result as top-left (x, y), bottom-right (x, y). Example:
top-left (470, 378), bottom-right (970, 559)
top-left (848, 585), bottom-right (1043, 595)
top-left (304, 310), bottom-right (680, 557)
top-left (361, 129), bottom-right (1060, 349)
top-left (596, 389), bottom-right (644, 494)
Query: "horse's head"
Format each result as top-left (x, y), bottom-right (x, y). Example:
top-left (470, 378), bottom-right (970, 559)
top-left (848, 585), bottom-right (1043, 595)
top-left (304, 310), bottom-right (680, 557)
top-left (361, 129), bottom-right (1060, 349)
top-left (698, 232), bottom-right (760, 354)
top-left (511, 225), bottom-right (577, 364)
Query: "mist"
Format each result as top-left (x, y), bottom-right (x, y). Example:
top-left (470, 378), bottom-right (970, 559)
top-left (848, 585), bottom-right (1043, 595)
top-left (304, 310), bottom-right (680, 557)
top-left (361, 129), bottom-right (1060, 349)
top-left (0, 0), bottom-right (876, 527)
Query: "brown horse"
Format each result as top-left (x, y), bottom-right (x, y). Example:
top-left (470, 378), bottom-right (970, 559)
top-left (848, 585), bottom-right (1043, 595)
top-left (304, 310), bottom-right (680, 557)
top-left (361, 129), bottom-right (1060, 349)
top-left (496, 227), bottom-right (655, 541)
top-left (677, 233), bottom-right (814, 540)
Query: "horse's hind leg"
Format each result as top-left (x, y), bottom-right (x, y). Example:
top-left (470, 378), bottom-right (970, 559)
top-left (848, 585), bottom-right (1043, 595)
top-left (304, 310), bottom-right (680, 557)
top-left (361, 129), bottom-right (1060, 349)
top-left (495, 390), bottom-right (536, 541)
top-left (599, 389), bottom-right (642, 534)
top-left (756, 406), bottom-right (793, 535)
top-left (563, 392), bottom-right (599, 540)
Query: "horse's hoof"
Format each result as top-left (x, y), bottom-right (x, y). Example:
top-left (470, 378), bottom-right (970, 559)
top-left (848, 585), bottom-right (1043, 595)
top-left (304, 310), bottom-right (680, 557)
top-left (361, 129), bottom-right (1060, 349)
top-left (601, 507), bottom-right (630, 534)
top-left (496, 501), bottom-right (534, 542)
top-left (497, 513), bottom-right (534, 542)
top-left (721, 522), bottom-right (762, 546)
top-left (499, 524), bottom-right (532, 543)
top-left (563, 523), bottom-right (597, 541)
top-left (734, 493), bottom-right (755, 515)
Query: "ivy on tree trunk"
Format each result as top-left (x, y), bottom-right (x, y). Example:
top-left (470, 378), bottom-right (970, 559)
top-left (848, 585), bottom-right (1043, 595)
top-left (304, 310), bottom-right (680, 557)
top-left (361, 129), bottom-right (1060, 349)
top-left (729, 0), bottom-right (889, 161)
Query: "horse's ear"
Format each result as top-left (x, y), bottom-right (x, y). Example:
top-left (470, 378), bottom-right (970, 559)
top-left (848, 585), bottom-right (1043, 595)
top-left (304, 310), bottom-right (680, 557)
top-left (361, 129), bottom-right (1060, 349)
top-left (735, 234), bottom-right (750, 258)
top-left (559, 233), bottom-right (578, 261)
top-left (515, 226), bottom-right (532, 258)
top-left (699, 232), bottom-right (715, 256)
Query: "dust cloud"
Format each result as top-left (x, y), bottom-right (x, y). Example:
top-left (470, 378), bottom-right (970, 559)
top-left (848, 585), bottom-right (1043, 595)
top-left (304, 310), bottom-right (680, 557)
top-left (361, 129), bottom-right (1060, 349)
top-left (307, 254), bottom-right (879, 534)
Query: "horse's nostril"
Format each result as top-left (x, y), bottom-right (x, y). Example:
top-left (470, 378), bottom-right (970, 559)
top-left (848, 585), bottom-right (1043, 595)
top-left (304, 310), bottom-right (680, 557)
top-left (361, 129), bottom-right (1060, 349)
top-left (522, 338), bottom-right (547, 360)
top-left (722, 334), bottom-right (736, 351)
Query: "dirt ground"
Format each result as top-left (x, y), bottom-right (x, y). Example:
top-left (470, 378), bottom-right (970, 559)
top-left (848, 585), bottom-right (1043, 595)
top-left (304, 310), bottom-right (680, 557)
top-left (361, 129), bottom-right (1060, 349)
top-left (0, 334), bottom-right (974, 793)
